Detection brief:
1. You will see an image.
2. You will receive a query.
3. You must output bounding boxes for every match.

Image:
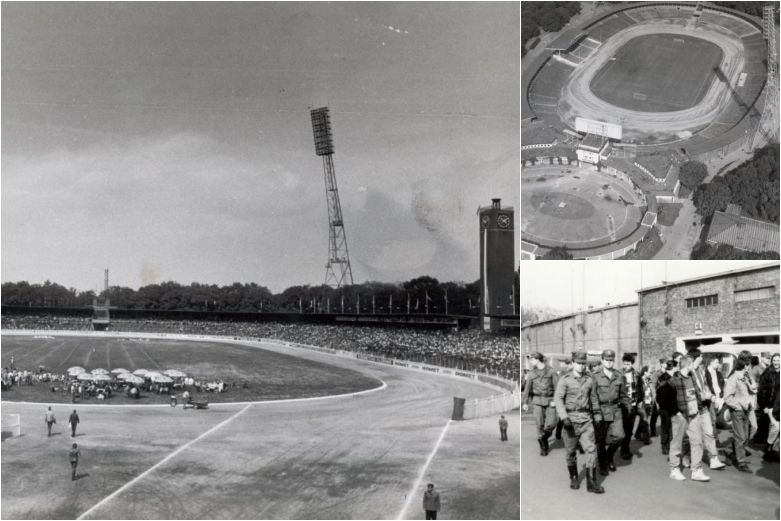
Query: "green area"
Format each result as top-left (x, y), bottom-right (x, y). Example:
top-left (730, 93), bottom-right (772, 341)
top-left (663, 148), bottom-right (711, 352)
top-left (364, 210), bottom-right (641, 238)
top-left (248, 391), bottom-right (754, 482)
top-left (590, 34), bottom-right (723, 112)
top-left (693, 144), bottom-right (780, 223)
top-left (540, 246), bottom-right (573, 260)
top-left (679, 161), bottom-right (708, 191)
top-left (656, 203), bottom-right (683, 227)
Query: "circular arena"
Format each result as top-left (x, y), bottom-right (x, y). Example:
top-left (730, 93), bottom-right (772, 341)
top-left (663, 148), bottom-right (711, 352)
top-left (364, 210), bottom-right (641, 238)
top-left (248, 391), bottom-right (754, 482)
top-left (1, 329), bottom-right (520, 519)
top-left (521, 164), bottom-right (643, 248)
top-left (525, 3), bottom-right (767, 151)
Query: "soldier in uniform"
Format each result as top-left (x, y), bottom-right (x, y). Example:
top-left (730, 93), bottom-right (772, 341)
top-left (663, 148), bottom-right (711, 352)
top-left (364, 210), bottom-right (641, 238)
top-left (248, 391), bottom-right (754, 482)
top-left (554, 351), bottom-right (604, 494)
top-left (522, 352), bottom-right (559, 456)
top-left (592, 349), bottom-right (629, 475)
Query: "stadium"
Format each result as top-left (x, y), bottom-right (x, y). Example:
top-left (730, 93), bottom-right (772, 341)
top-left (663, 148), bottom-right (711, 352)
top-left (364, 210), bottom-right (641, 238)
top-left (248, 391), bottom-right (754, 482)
top-left (521, 2), bottom-right (776, 259)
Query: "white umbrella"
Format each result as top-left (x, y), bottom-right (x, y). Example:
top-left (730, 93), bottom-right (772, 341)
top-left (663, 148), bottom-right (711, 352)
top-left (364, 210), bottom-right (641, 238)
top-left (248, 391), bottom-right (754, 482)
top-left (116, 372), bottom-right (133, 380)
top-left (151, 374), bottom-right (173, 384)
top-left (67, 366), bottom-right (85, 372)
top-left (92, 374), bottom-right (112, 382)
top-left (91, 368), bottom-right (110, 375)
top-left (111, 368), bottom-right (130, 374)
top-left (124, 375), bottom-right (145, 385)
top-left (164, 369), bottom-right (187, 378)
top-left (76, 373), bottom-right (94, 381)
top-left (133, 369), bottom-right (149, 376)
top-left (144, 372), bottom-right (164, 380)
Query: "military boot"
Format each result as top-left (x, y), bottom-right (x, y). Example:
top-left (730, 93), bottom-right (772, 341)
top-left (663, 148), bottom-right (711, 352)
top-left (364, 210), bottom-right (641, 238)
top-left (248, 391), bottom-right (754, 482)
top-left (541, 435), bottom-right (550, 456)
top-left (538, 437), bottom-right (546, 456)
top-left (586, 468), bottom-right (605, 494)
top-left (568, 464), bottom-right (580, 490)
top-left (606, 445), bottom-right (618, 471)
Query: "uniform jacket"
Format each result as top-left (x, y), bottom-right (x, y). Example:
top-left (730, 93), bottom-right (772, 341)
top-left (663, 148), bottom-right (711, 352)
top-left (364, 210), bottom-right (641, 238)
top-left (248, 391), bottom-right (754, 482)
top-left (522, 366), bottom-right (559, 407)
top-left (423, 490), bottom-right (441, 511)
top-left (554, 371), bottom-right (600, 422)
top-left (724, 371), bottom-right (754, 412)
top-left (592, 369), bottom-right (630, 421)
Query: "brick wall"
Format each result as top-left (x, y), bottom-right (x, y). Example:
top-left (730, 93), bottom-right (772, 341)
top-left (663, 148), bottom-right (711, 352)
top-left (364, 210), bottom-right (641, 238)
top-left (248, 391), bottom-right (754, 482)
top-left (638, 267), bottom-right (780, 364)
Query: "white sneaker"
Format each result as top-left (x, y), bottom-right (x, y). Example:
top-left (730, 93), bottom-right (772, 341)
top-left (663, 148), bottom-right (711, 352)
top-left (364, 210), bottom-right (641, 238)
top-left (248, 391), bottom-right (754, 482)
top-left (709, 458), bottom-right (726, 470)
top-left (669, 468), bottom-right (686, 481)
top-left (691, 469), bottom-right (710, 482)
top-left (683, 456), bottom-right (691, 468)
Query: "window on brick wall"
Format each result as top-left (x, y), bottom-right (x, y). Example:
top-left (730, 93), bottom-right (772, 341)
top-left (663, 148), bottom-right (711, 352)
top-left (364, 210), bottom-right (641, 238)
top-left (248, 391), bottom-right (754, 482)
top-left (685, 294), bottom-right (719, 308)
top-left (735, 286), bottom-right (775, 302)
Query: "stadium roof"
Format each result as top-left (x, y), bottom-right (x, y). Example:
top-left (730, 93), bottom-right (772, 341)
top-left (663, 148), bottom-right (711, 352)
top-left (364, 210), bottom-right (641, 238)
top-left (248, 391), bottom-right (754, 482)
top-left (706, 211), bottom-right (780, 253)
top-left (637, 263), bottom-right (780, 294)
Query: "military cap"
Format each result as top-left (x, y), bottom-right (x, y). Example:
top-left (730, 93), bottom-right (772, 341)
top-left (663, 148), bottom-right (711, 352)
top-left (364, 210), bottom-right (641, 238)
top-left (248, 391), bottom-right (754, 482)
top-left (572, 351), bottom-right (587, 363)
top-left (530, 352), bottom-right (545, 362)
top-left (601, 349), bottom-right (616, 360)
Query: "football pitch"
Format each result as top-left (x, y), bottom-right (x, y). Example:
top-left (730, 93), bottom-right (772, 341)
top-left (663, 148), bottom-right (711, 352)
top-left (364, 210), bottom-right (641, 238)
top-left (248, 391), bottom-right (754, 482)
top-left (590, 33), bottom-right (724, 112)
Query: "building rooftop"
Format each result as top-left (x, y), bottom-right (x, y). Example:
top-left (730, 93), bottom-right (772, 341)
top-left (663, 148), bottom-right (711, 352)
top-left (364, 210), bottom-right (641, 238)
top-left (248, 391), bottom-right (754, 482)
top-left (706, 211), bottom-right (780, 253)
top-left (522, 301), bottom-right (638, 329)
top-left (580, 134), bottom-right (605, 150)
top-left (637, 263), bottom-right (780, 294)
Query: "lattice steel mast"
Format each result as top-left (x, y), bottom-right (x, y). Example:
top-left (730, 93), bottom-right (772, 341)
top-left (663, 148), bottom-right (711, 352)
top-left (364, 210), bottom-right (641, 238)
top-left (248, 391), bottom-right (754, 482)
top-left (310, 107), bottom-right (354, 289)
top-left (749, 5), bottom-right (779, 149)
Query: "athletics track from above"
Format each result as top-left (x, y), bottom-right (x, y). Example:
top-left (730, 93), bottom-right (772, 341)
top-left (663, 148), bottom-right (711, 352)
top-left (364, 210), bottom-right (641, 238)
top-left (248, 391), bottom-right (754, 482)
top-left (1, 334), bottom-right (520, 520)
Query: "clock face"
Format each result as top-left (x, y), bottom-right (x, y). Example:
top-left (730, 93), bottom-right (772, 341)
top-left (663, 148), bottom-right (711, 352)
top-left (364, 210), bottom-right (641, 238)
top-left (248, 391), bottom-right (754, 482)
top-left (481, 215), bottom-right (490, 228)
top-left (497, 214), bottom-right (511, 228)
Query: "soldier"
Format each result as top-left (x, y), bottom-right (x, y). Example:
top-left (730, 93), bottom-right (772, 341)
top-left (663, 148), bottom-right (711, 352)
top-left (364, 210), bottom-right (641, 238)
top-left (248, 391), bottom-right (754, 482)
top-left (522, 352), bottom-right (559, 456)
top-left (592, 349), bottom-right (629, 475)
top-left (554, 351), bottom-right (604, 494)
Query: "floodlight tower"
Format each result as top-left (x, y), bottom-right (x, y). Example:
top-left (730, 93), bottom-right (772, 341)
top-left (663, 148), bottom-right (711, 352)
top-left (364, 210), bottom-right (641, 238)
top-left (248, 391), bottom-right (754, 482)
top-left (749, 5), bottom-right (779, 149)
top-left (310, 107), bottom-right (354, 289)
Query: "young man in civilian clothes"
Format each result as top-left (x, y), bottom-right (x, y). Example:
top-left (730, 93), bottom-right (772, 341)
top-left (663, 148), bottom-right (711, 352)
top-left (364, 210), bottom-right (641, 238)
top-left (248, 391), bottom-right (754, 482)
top-left (592, 349), bottom-right (628, 475)
top-left (758, 354), bottom-right (780, 461)
top-left (69, 410), bottom-right (79, 438)
top-left (724, 359), bottom-right (755, 472)
top-left (422, 483), bottom-right (440, 520)
top-left (69, 443), bottom-right (80, 481)
top-left (522, 352), bottom-right (559, 456)
top-left (620, 353), bottom-right (642, 459)
top-left (44, 406), bottom-right (56, 437)
top-left (649, 358), bottom-right (666, 437)
top-left (656, 360), bottom-right (678, 455)
top-left (554, 351), bottom-right (604, 494)
top-left (690, 351), bottom-right (726, 470)
top-left (669, 351), bottom-right (711, 482)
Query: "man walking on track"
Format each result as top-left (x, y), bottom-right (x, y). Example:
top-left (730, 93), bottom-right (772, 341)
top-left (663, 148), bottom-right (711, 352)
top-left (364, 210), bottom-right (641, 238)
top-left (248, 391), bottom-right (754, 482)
top-left (45, 406), bottom-right (56, 437)
top-left (499, 415), bottom-right (509, 441)
top-left (69, 409), bottom-right (80, 437)
top-left (422, 483), bottom-right (441, 520)
top-left (69, 443), bottom-right (80, 481)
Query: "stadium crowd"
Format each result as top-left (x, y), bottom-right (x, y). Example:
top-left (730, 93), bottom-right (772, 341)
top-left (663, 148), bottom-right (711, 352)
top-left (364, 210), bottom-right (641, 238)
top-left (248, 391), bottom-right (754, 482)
top-left (1, 315), bottom-right (520, 381)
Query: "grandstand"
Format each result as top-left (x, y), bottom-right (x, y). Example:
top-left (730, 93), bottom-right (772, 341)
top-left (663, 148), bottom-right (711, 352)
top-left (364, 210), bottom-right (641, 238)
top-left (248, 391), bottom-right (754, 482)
top-left (527, 58), bottom-right (575, 116)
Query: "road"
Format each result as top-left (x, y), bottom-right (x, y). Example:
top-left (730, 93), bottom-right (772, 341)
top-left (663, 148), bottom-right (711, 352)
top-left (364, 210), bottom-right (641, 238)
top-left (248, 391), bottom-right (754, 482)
top-left (521, 413), bottom-right (779, 520)
top-left (655, 198), bottom-right (701, 260)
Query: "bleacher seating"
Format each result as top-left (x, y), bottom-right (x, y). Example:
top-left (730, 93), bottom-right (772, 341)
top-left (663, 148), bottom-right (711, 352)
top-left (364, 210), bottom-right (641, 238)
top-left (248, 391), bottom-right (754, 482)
top-left (528, 59), bottom-right (574, 116)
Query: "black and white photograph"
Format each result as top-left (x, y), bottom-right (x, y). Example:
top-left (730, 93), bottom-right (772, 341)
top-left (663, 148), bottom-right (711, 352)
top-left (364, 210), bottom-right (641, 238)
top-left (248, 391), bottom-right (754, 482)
top-left (520, 260), bottom-right (780, 519)
top-left (1, 2), bottom-right (520, 519)
top-left (521, 2), bottom-right (780, 261)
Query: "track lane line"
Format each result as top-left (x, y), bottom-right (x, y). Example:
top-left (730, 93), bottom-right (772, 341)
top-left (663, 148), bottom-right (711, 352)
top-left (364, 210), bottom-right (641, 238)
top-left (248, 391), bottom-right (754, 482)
top-left (397, 419), bottom-right (452, 520)
top-left (76, 403), bottom-right (253, 520)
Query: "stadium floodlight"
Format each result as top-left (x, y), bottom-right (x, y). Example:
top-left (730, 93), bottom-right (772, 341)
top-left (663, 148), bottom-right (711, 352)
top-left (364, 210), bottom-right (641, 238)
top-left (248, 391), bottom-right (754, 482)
top-left (311, 107), bottom-right (335, 156)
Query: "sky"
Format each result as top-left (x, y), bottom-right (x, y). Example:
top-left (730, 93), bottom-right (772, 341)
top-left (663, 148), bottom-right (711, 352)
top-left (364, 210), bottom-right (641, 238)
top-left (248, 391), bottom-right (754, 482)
top-left (521, 260), bottom-right (781, 315)
top-left (1, 2), bottom-right (519, 294)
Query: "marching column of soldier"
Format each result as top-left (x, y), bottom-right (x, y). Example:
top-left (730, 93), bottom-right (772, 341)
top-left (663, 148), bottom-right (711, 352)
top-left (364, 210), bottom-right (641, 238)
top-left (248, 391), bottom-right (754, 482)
top-left (522, 348), bottom-right (781, 493)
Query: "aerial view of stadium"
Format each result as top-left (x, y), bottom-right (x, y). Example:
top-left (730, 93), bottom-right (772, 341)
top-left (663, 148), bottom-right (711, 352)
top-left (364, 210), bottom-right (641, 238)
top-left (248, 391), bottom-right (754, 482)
top-left (522, 1), bottom-right (780, 260)
top-left (1, 3), bottom-right (519, 520)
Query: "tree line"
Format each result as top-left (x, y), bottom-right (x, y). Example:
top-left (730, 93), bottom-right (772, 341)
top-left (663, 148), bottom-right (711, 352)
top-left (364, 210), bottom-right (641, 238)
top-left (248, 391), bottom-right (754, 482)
top-left (521, 2), bottom-right (581, 57)
top-left (1, 272), bottom-right (521, 316)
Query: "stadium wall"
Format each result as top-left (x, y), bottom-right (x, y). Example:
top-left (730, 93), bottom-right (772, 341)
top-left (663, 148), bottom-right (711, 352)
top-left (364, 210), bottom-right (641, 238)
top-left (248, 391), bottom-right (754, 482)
top-left (0, 329), bottom-right (520, 419)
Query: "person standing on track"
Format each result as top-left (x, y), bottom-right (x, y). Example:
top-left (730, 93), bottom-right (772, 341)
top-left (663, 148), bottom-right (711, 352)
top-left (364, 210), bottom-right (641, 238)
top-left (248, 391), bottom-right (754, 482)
top-left (422, 483), bottom-right (441, 520)
top-left (69, 409), bottom-right (80, 437)
top-left (499, 415), bottom-right (509, 441)
top-left (44, 406), bottom-right (56, 437)
top-left (522, 352), bottom-right (559, 456)
top-left (69, 443), bottom-right (80, 481)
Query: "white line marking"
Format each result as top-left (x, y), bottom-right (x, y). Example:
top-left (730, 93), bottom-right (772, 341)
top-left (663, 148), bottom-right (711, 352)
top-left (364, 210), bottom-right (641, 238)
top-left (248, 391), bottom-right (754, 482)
top-left (397, 420), bottom-right (452, 520)
top-left (76, 403), bottom-right (253, 520)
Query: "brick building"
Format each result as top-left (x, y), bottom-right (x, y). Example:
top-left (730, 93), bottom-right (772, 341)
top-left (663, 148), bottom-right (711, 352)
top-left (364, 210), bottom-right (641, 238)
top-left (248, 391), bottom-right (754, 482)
top-left (637, 264), bottom-right (780, 366)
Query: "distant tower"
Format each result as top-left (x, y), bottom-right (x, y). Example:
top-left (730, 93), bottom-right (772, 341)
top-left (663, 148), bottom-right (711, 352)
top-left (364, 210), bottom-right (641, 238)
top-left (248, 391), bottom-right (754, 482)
top-left (749, 5), bottom-right (779, 149)
top-left (92, 268), bottom-right (111, 331)
top-left (479, 199), bottom-right (515, 332)
top-left (310, 107), bottom-right (354, 288)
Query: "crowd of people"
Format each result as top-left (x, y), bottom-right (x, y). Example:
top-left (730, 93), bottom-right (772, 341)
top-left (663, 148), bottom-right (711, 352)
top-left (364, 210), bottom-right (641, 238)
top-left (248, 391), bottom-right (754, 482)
top-left (1, 315), bottom-right (520, 381)
top-left (522, 348), bottom-right (780, 493)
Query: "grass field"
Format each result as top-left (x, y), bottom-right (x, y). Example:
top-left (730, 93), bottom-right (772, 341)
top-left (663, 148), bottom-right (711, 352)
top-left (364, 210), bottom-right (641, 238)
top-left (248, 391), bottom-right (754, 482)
top-left (590, 34), bottom-right (723, 112)
top-left (1, 336), bottom-right (380, 404)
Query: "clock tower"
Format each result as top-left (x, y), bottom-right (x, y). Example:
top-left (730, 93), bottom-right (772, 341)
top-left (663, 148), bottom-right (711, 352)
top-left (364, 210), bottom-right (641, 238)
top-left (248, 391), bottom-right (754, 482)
top-left (479, 198), bottom-right (515, 332)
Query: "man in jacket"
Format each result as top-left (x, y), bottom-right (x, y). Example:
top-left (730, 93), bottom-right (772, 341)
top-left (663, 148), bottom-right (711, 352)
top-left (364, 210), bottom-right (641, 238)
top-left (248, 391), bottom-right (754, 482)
top-left (690, 352), bottom-right (727, 470)
top-left (522, 352), bottom-right (559, 456)
top-left (724, 358), bottom-right (754, 472)
top-left (554, 351), bottom-right (604, 494)
top-left (758, 353), bottom-right (779, 461)
top-left (649, 358), bottom-right (666, 437)
top-left (68, 410), bottom-right (80, 438)
top-left (44, 406), bottom-right (56, 437)
top-left (656, 359), bottom-right (678, 456)
top-left (669, 351), bottom-right (711, 482)
top-left (422, 483), bottom-right (441, 520)
top-left (592, 349), bottom-right (629, 475)
top-left (620, 353), bottom-right (642, 459)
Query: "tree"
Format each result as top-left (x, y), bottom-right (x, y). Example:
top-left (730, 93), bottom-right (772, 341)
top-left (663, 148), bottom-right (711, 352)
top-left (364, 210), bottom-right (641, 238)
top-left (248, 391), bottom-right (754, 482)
top-left (540, 246), bottom-right (573, 260)
top-left (679, 161), bottom-right (708, 191)
top-left (693, 177), bottom-right (731, 217)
